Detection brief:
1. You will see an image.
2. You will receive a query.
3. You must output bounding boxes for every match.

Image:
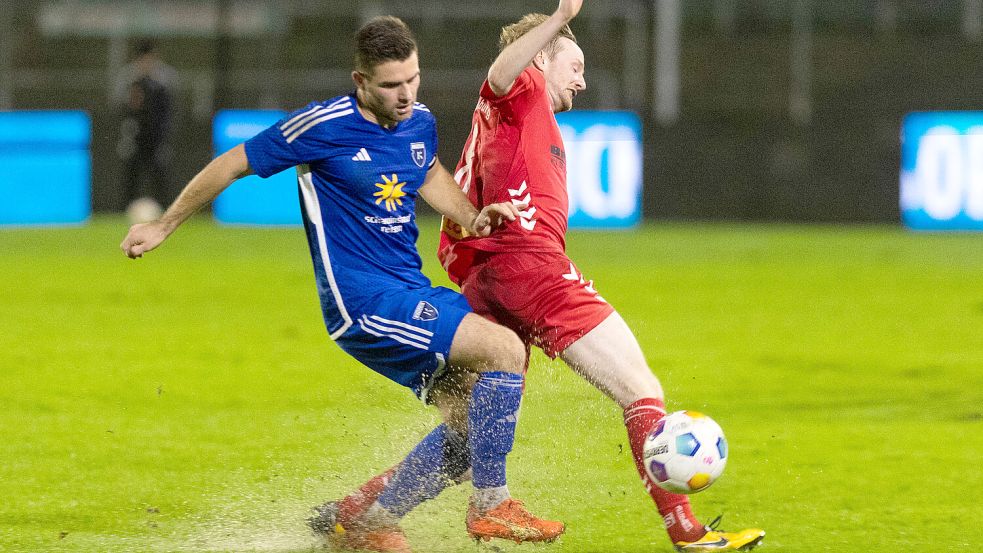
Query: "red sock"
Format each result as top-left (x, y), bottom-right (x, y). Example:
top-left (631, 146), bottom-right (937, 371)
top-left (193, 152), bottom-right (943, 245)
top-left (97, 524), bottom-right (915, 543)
top-left (337, 466), bottom-right (397, 527)
top-left (624, 398), bottom-right (706, 544)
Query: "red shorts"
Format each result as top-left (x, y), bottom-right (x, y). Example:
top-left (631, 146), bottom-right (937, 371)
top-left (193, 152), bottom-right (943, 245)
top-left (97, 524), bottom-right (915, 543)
top-left (459, 251), bottom-right (614, 358)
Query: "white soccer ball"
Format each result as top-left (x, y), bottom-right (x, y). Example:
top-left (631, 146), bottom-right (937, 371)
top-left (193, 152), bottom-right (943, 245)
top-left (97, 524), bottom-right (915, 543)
top-left (126, 197), bottom-right (163, 224)
top-left (642, 410), bottom-right (728, 494)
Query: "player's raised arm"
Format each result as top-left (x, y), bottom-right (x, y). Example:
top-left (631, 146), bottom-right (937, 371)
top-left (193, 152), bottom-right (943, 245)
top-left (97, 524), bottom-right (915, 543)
top-left (120, 143), bottom-right (252, 258)
top-left (486, 0), bottom-right (583, 96)
top-left (418, 160), bottom-right (520, 237)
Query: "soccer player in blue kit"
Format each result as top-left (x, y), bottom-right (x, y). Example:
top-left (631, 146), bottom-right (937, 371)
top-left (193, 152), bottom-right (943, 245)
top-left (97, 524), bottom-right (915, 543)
top-left (120, 16), bottom-right (563, 553)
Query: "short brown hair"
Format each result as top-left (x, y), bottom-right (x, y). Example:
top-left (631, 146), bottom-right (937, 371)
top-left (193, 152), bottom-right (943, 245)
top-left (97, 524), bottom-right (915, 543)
top-left (499, 14), bottom-right (576, 59)
top-left (354, 16), bottom-right (418, 73)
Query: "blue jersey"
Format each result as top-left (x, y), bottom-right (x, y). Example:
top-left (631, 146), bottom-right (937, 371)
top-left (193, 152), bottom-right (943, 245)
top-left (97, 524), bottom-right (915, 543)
top-left (244, 94), bottom-right (439, 339)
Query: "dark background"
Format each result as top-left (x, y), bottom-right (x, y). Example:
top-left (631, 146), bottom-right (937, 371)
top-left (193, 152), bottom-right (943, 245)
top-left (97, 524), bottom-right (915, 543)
top-left (3, 0), bottom-right (981, 222)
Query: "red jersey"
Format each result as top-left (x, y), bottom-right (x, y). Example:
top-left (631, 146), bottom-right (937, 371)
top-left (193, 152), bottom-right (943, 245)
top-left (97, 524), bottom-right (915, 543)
top-left (438, 67), bottom-right (569, 284)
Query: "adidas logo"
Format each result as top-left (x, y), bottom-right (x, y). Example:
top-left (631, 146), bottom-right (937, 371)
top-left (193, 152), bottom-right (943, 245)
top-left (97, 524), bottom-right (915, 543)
top-left (351, 147), bottom-right (371, 161)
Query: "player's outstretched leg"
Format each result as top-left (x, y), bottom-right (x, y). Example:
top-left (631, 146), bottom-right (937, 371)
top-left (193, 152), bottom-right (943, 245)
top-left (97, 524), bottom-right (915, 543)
top-left (620, 397), bottom-right (767, 550)
top-left (623, 397), bottom-right (708, 544)
top-left (624, 399), bottom-right (764, 550)
top-left (561, 312), bottom-right (765, 549)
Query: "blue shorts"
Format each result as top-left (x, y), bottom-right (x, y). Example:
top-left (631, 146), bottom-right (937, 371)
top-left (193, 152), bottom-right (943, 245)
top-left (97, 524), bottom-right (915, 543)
top-left (335, 285), bottom-right (472, 400)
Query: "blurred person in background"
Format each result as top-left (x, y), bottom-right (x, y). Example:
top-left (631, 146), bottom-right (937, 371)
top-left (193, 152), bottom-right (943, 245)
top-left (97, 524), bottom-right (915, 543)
top-left (113, 39), bottom-right (177, 223)
top-left (330, 1), bottom-right (765, 551)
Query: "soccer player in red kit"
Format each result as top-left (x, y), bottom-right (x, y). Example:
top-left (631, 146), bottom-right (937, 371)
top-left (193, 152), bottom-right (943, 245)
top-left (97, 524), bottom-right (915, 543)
top-left (324, 1), bottom-right (765, 550)
top-left (443, 2), bottom-right (766, 550)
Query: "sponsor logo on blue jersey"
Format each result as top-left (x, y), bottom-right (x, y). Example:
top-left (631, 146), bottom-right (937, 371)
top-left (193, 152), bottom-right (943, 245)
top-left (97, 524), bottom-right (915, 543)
top-left (374, 173), bottom-right (407, 211)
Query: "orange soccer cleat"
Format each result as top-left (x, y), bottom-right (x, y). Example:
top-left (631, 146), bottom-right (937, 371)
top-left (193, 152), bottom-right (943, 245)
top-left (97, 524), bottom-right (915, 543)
top-left (465, 498), bottom-right (565, 544)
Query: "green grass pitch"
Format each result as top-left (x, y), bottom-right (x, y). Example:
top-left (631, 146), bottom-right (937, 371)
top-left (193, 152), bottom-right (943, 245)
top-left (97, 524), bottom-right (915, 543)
top-left (1, 217), bottom-right (981, 552)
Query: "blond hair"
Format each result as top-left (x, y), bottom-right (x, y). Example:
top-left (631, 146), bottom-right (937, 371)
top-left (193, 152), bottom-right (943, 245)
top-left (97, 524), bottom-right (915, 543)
top-left (498, 14), bottom-right (577, 59)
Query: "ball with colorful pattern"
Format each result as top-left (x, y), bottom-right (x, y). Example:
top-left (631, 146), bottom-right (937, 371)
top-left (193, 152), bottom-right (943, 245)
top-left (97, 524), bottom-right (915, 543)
top-left (642, 410), bottom-right (728, 494)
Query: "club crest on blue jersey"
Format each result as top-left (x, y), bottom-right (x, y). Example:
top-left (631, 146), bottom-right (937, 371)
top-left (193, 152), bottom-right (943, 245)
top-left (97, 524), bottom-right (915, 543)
top-left (412, 301), bottom-right (439, 321)
top-left (411, 142), bottom-right (426, 168)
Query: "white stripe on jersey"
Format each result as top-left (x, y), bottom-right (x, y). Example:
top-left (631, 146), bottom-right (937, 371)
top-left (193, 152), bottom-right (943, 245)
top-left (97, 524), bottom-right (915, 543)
top-left (280, 105), bottom-right (322, 131)
top-left (368, 315), bottom-right (434, 337)
top-left (361, 316), bottom-right (432, 346)
top-left (324, 96), bottom-right (353, 110)
top-left (281, 101), bottom-right (352, 139)
top-left (359, 317), bottom-right (429, 350)
top-left (281, 106), bottom-right (344, 138)
top-left (285, 109), bottom-right (354, 144)
top-left (297, 166), bottom-right (352, 339)
top-left (279, 97), bottom-right (350, 132)
top-left (413, 103), bottom-right (431, 112)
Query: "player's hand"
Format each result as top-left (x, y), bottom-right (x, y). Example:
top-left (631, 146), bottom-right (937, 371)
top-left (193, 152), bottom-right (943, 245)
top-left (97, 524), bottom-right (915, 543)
top-left (556, 0), bottom-right (583, 21)
top-left (471, 202), bottom-right (524, 237)
top-left (120, 221), bottom-right (172, 259)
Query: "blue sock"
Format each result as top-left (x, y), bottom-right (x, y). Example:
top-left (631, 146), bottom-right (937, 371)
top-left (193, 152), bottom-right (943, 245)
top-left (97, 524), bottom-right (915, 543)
top-left (376, 424), bottom-right (470, 517)
top-left (469, 371), bottom-right (523, 489)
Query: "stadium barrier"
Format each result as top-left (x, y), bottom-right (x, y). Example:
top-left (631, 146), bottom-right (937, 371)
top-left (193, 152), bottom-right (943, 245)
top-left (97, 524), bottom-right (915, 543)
top-left (211, 109), bottom-right (642, 229)
top-left (0, 111), bottom-right (91, 226)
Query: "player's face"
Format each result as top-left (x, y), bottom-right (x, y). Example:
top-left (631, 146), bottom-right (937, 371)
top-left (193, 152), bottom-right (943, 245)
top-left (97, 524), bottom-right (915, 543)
top-left (353, 51), bottom-right (421, 128)
top-left (542, 38), bottom-right (586, 113)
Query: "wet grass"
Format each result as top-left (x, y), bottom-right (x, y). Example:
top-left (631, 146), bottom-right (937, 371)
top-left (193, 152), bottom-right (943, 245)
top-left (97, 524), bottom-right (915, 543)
top-left (1, 217), bottom-right (981, 552)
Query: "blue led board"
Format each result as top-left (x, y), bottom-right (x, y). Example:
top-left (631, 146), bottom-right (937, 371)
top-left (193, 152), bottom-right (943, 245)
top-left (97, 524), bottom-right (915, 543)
top-left (556, 111), bottom-right (642, 229)
top-left (901, 112), bottom-right (983, 230)
top-left (211, 109), bottom-right (643, 228)
top-left (212, 110), bottom-right (300, 225)
top-left (0, 111), bottom-right (91, 225)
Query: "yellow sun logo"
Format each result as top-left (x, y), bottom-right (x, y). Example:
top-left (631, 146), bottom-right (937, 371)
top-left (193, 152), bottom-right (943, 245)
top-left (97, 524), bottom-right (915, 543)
top-left (374, 173), bottom-right (407, 211)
